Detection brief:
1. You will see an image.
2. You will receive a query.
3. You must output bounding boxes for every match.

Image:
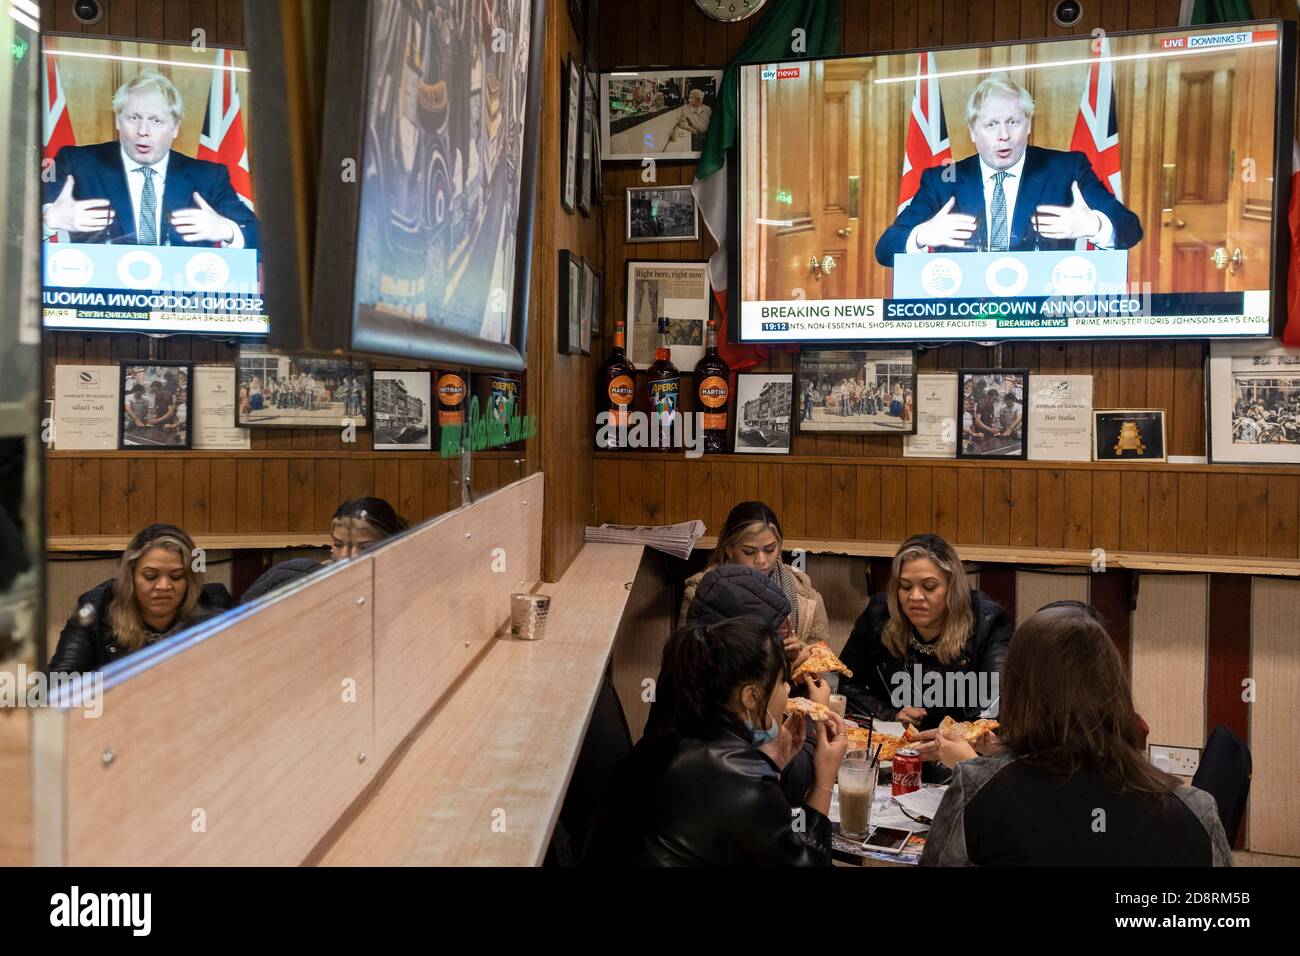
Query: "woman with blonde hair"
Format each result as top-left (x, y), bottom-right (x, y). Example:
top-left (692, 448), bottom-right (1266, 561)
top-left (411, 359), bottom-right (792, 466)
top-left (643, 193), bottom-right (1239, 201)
top-left (838, 534), bottom-right (1010, 756)
top-left (678, 501), bottom-right (829, 664)
top-left (922, 601), bottom-right (1230, 866)
top-left (48, 524), bottom-right (232, 673)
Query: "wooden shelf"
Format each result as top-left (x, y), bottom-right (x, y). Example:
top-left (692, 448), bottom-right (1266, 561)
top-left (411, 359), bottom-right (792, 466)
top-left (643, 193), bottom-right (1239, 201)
top-left (46, 449), bottom-right (525, 460)
top-left (696, 537), bottom-right (1300, 578)
top-left (593, 450), bottom-right (1300, 478)
top-left (48, 533), bottom-right (331, 553)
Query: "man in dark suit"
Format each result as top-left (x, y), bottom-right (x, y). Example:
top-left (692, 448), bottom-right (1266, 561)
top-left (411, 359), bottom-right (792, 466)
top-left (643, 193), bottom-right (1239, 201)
top-left (875, 74), bottom-right (1140, 266)
top-left (42, 71), bottom-right (258, 249)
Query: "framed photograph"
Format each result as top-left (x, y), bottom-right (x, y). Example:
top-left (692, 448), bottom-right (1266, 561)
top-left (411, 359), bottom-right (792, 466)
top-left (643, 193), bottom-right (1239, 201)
top-left (236, 346), bottom-right (370, 429)
top-left (957, 369), bottom-right (1028, 460)
top-left (626, 185), bottom-right (700, 243)
top-left (568, 0), bottom-right (584, 40)
top-left (1208, 340), bottom-right (1300, 464)
top-left (372, 369), bottom-right (433, 451)
top-left (591, 270), bottom-right (603, 342)
top-left (562, 54), bottom-right (581, 214)
top-left (120, 363), bottom-right (191, 450)
top-left (558, 251), bottom-right (583, 355)
top-left (1094, 410), bottom-right (1167, 462)
top-left (580, 259), bottom-right (596, 355)
top-left (578, 66), bottom-right (595, 215)
top-left (302, 0), bottom-right (544, 370)
top-left (734, 373), bottom-right (794, 454)
top-left (624, 259), bottom-right (711, 368)
top-left (796, 348), bottom-right (918, 435)
top-left (585, 68), bottom-right (601, 208)
top-left (600, 69), bottom-right (723, 161)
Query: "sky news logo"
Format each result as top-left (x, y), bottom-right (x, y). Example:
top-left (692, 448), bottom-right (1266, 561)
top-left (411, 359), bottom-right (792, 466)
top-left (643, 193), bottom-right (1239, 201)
top-left (760, 67), bottom-right (801, 80)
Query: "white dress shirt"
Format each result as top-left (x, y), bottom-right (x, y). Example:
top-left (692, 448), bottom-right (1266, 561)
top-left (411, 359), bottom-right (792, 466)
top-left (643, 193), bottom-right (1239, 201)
top-left (120, 146), bottom-right (243, 248)
top-left (121, 146), bottom-right (169, 244)
top-left (908, 152), bottom-right (1114, 252)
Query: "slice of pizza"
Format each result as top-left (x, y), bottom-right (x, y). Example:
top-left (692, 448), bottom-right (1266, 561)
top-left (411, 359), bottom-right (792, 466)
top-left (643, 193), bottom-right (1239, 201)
top-left (784, 697), bottom-right (832, 722)
top-left (901, 723), bottom-right (922, 743)
top-left (790, 640), bottom-right (854, 681)
top-left (937, 715), bottom-right (1000, 743)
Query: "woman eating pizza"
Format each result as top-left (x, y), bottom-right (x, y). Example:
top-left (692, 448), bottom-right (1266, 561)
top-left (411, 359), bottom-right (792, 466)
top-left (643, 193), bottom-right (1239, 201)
top-left (837, 534), bottom-right (1011, 775)
top-left (679, 501), bottom-right (830, 672)
top-left (584, 614), bottom-right (848, 866)
top-left (921, 601), bottom-right (1231, 866)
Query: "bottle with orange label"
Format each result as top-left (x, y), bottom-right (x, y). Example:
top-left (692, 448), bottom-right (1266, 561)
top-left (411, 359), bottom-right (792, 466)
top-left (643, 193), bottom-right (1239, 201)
top-left (437, 370), bottom-right (469, 427)
top-left (694, 317), bottom-right (730, 453)
top-left (646, 315), bottom-right (680, 452)
top-left (598, 318), bottom-right (636, 449)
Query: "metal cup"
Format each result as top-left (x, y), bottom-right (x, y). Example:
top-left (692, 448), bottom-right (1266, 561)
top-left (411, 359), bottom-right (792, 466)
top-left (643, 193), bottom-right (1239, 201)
top-left (510, 593), bottom-right (550, 641)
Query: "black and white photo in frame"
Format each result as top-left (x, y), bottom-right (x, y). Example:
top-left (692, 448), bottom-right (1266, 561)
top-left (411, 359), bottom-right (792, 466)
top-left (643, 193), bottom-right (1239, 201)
top-left (1209, 340), bottom-right (1300, 464)
top-left (734, 372), bottom-right (793, 454)
top-left (626, 185), bottom-right (699, 242)
top-left (561, 54), bottom-right (581, 213)
top-left (372, 370), bottom-right (433, 451)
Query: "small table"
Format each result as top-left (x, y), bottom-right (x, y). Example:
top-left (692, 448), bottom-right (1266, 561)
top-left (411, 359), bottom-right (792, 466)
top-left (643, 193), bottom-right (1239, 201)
top-left (829, 783), bottom-right (944, 867)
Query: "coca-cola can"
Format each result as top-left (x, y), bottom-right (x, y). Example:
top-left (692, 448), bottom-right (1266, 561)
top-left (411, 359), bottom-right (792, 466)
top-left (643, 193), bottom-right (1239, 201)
top-left (892, 748), bottom-right (922, 796)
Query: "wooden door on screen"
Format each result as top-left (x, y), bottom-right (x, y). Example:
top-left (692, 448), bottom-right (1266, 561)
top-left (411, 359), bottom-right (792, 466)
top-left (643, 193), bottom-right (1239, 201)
top-left (760, 61), bottom-right (866, 301)
top-left (1157, 50), bottom-right (1273, 294)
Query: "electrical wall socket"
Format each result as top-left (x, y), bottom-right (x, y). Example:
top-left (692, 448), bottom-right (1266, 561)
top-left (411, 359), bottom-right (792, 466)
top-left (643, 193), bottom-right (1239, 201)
top-left (1150, 744), bottom-right (1201, 776)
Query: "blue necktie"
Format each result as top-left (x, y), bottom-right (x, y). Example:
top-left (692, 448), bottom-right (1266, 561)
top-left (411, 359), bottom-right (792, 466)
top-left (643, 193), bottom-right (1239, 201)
top-left (989, 170), bottom-right (1010, 252)
top-left (137, 167), bottom-right (157, 245)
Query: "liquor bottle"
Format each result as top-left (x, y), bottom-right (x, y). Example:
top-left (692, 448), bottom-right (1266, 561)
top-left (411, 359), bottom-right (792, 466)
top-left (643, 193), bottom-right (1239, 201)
top-left (488, 373), bottom-right (523, 451)
top-left (598, 319), bottom-right (636, 449)
top-left (645, 315), bottom-right (680, 452)
top-left (694, 317), bottom-right (730, 453)
top-left (436, 369), bottom-right (469, 427)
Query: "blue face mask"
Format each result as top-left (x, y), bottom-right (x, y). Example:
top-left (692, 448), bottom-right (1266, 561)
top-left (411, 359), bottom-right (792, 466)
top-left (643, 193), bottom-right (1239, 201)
top-left (746, 707), bottom-right (779, 747)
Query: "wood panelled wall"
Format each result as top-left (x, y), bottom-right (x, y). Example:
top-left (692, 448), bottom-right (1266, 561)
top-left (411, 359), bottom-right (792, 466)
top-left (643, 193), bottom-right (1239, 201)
top-left (535, 0), bottom-right (604, 579)
top-left (42, 0), bottom-right (532, 545)
top-left (594, 0), bottom-right (1300, 564)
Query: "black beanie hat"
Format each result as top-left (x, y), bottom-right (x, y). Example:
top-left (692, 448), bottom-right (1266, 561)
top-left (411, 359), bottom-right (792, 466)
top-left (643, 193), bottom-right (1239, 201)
top-left (685, 564), bottom-right (790, 630)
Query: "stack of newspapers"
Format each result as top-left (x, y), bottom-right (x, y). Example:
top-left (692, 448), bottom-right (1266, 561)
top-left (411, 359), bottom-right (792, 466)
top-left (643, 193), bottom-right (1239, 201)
top-left (584, 520), bottom-right (707, 559)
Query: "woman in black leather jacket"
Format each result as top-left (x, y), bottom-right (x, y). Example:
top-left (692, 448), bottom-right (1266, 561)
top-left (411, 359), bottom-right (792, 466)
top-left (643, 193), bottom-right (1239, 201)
top-left (586, 617), bottom-right (849, 866)
top-left (839, 534), bottom-right (1011, 765)
top-left (48, 524), bottom-right (232, 673)
top-left (239, 497), bottom-right (408, 603)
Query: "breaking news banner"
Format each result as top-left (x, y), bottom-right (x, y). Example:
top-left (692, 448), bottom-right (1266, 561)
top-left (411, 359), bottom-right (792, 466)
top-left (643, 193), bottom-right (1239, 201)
top-left (737, 24), bottom-right (1284, 346)
top-left (745, 290), bottom-right (1271, 342)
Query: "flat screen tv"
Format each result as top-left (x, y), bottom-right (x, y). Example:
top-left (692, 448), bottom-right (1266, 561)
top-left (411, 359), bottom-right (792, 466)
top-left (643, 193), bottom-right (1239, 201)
top-left (733, 20), bottom-right (1295, 344)
top-left (40, 35), bottom-right (267, 336)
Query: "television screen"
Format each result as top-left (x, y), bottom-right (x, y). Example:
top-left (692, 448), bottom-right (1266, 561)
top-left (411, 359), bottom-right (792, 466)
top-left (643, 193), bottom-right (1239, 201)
top-left (40, 35), bottom-right (266, 335)
top-left (736, 21), bottom-right (1293, 344)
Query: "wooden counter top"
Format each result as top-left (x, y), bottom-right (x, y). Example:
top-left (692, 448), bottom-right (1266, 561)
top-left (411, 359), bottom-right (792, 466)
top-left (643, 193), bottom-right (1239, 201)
top-left (314, 542), bottom-right (646, 866)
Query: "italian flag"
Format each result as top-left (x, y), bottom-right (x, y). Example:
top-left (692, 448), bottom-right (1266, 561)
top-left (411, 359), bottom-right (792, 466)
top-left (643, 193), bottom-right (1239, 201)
top-left (690, 1), bottom-right (841, 370)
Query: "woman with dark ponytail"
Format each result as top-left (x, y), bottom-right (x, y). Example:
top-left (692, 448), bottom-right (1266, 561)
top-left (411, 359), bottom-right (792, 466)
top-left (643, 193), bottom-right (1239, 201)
top-left (585, 614), bottom-right (848, 866)
top-left (240, 496), bottom-right (409, 603)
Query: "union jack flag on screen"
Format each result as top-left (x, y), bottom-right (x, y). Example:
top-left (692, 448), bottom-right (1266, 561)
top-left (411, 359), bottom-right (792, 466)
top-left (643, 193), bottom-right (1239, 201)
top-left (1069, 34), bottom-right (1122, 201)
top-left (197, 48), bottom-right (255, 210)
top-left (898, 51), bottom-right (952, 213)
top-left (43, 57), bottom-right (76, 162)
